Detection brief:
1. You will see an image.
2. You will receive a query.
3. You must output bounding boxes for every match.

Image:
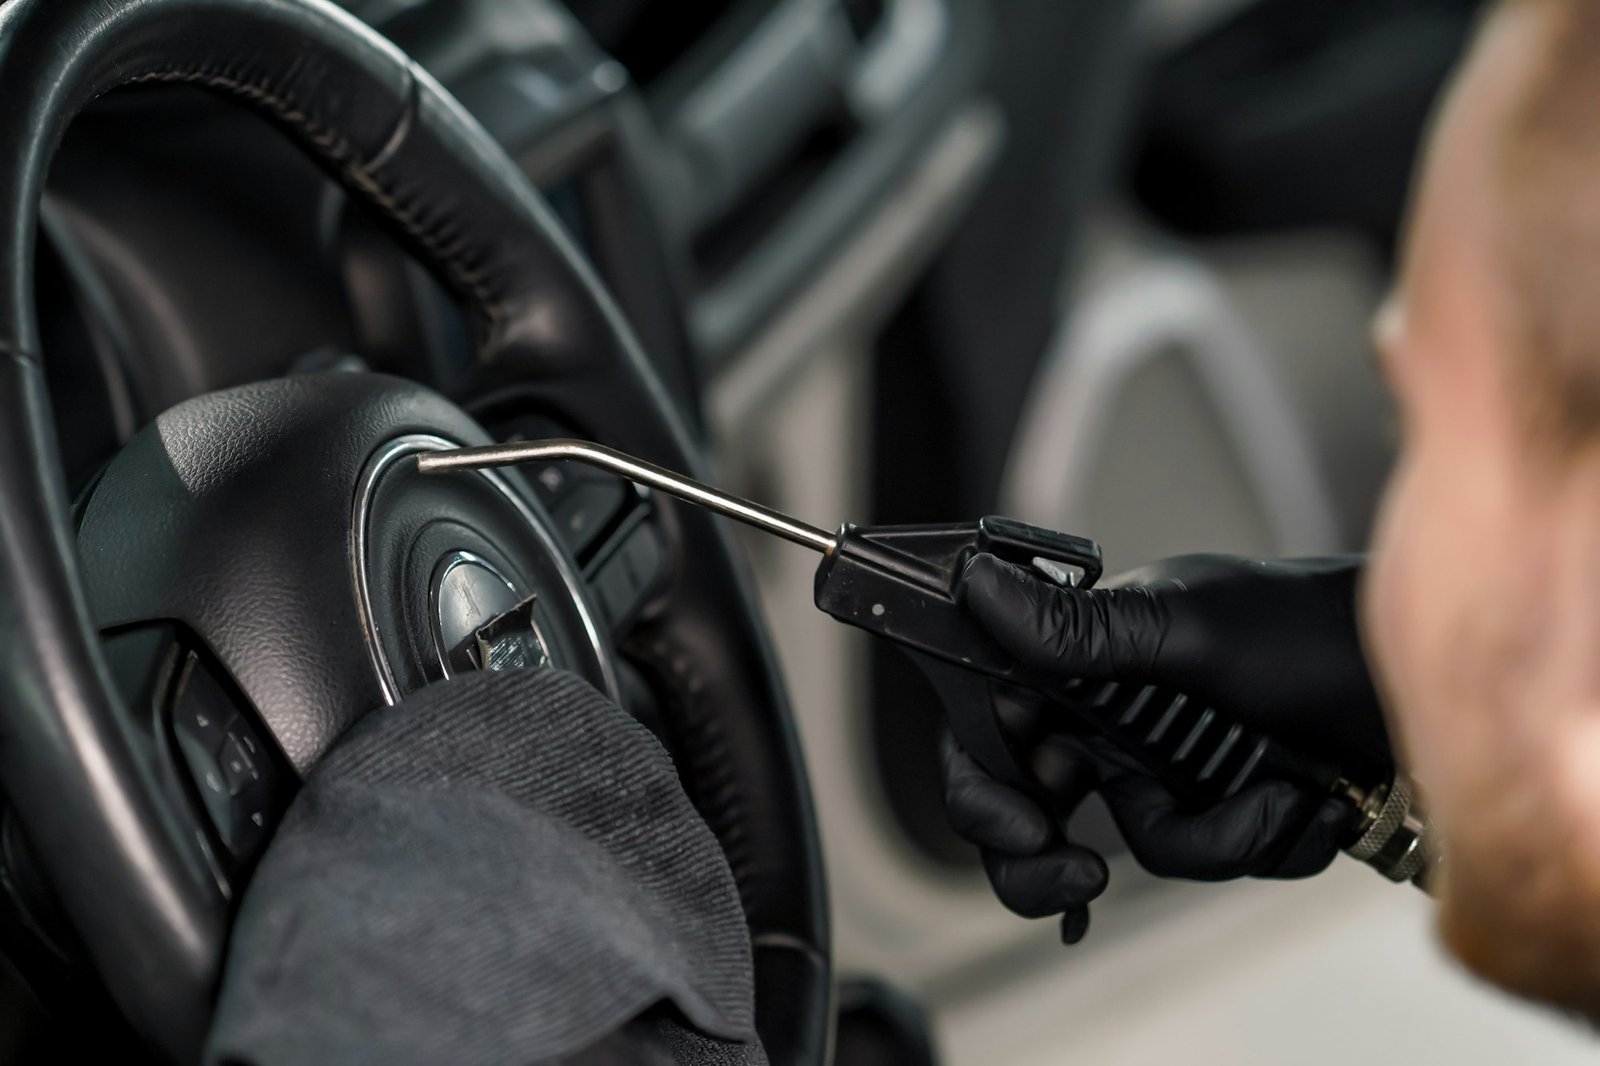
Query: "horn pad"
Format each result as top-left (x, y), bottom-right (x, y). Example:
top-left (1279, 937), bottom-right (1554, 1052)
top-left (75, 373), bottom-right (614, 772)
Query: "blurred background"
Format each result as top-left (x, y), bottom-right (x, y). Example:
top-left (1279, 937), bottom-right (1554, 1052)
top-left (350, 0), bottom-right (1595, 1060)
top-left (27, 0), bottom-right (1600, 1059)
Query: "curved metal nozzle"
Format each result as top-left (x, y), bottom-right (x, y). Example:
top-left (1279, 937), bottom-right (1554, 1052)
top-left (417, 439), bottom-right (840, 556)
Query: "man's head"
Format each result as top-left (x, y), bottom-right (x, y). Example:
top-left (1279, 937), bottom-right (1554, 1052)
top-left (1366, 0), bottom-right (1600, 1015)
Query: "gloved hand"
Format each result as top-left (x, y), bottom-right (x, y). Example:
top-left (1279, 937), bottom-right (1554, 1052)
top-left (941, 701), bottom-right (1109, 945)
top-left (942, 553), bottom-right (1393, 940)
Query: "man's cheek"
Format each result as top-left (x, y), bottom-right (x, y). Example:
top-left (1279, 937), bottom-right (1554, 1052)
top-left (1365, 449), bottom-right (1531, 818)
top-left (1363, 463), bottom-right (1456, 780)
top-left (1363, 471), bottom-right (1420, 712)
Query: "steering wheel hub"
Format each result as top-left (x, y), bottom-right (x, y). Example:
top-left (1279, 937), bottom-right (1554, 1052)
top-left (351, 432), bottom-right (614, 706)
top-left (75, 374), bottom-right (613, 773)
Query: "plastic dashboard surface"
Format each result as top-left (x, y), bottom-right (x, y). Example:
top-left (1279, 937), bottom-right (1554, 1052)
top-left (344, 0), bottom-right (991, 367)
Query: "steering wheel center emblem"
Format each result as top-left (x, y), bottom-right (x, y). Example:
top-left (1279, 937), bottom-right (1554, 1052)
top-left (430, 551), bottom-right (552, 678)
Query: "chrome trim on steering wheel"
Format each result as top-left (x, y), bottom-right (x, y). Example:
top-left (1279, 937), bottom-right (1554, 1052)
top-left (350, 433), bottom-right (619, 706)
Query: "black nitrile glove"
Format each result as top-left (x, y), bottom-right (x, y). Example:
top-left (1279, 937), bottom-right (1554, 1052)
top-left (941, 719), bottom-right (1108, 944)
top-left (942, 553), bottom-right (1393, 937)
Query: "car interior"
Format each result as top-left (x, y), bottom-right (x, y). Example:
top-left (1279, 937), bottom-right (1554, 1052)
top-left (2, 0), bottom-right (1598, 1063)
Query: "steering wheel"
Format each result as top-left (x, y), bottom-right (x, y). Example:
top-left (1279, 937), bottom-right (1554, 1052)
top-left (0, 0), bottom-right (829, 1061)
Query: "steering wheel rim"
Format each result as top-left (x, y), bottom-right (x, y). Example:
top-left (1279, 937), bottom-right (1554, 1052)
top-left (0, 0), bottom-right (829, 1060)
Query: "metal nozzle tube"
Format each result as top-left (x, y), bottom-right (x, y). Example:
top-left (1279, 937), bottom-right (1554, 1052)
top-left (417, 439), bottom-right (840, 556)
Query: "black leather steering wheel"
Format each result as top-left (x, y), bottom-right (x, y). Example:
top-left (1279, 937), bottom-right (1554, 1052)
top-left (0, 0), bottom-right (829, 1061)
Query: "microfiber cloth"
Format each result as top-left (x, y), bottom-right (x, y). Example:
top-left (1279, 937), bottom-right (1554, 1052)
top-left (205, 668), bottom-right (767, 1066)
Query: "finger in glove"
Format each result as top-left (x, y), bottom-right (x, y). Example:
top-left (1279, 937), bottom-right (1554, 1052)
top-left (981, 845), bottom-right (1109, 920)
top-left (941, 739), bottom-right (1054, 856)
top-left (1263, 795), bottom-right (1358, 879)
top-left (1059, 906), bottom-right (1091, 946)
top-left (1098, 774), bottom-right (1327, 881)
top-left (959, 554), bottom-right (1162, 679)
top-left (1028, 733), bottom-right (1104, 826)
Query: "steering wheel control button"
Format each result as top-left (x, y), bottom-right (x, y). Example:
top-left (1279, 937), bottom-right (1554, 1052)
top-left (591, 521), bottom-right (669, 631)
top-left (172, 660), bottom-right (240, 817)
top-left (531, 462), bottom-right (569, 502)
top-left (168, 653), bottom-right (280, 858)
top-left (230, 793), bottom-right (272, 856)
top-left (219, 733), bottom-right (261, 796)
top-left (554, 480), bottom-right (628, 555)
top-left (175, 708), bottom-right (231, 772)
top-left (499, 420), bottom-right (634, 559)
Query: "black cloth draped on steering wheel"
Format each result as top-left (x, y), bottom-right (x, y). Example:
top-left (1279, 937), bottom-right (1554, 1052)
top-left (206, 668), bottom-right (765, 1066)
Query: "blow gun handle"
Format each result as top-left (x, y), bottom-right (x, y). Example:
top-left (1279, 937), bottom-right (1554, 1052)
top-left (813, 516), bottom-right (1342, 807)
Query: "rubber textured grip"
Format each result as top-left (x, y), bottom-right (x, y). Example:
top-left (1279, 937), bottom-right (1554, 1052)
top-left (1071, 680), bottom-right (1342, 807)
